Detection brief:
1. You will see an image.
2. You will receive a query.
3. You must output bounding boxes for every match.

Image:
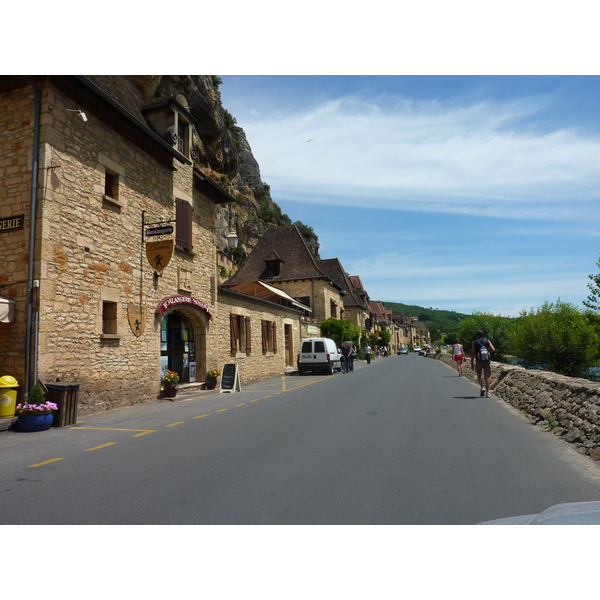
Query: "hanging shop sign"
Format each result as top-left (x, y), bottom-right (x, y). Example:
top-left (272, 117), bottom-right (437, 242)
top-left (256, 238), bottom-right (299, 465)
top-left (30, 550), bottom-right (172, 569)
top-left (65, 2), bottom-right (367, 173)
top-left (146, 226), bottom-right (173, 237)
top-left (0, 215), bottom-right (24, 233)
top-left (146, 239), bottom-right (173, 272)
top-left (127, 304), bottom-right (147, 337)
top-left (155, 295), bottom-right (214, 321)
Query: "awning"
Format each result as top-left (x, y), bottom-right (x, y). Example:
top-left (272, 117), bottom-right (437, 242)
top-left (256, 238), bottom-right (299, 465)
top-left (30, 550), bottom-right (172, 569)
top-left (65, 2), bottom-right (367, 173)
top-left (0, 296), bottom-right (15, 323)
top-left (228, 280), bottom-right (312, 312)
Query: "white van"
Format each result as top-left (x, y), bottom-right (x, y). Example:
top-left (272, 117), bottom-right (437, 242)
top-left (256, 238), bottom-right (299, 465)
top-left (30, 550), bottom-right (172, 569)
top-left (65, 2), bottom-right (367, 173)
top-left (297, 337), bottom-right (342, 375)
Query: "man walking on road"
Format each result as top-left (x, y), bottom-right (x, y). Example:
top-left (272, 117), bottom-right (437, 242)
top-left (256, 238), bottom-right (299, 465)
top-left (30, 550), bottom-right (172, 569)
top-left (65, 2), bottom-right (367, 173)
top-left (471, 330), bottom-right (495, 397)
top-left (365, 344), bottom-right (372, 364)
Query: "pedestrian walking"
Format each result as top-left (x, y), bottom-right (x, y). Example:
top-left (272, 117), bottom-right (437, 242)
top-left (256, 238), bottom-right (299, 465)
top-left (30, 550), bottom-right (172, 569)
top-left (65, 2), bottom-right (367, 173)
top-left (471, 330), bottom-right (496, 397)
top-left (451, 338), bottom-right (466, 376)
top-left (365, 344), bottom-right (372, 364)
top-left (345, 341), bottom-right (357, 372)
top-left (341, 341), bottom-right (352, 373)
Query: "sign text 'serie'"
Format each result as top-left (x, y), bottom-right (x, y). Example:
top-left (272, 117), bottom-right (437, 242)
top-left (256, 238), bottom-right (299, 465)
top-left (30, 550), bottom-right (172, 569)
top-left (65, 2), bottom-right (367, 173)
top-left (155, 295), bottom-right (214, 321)
top-left (0, 215), bottom-right (24, 233)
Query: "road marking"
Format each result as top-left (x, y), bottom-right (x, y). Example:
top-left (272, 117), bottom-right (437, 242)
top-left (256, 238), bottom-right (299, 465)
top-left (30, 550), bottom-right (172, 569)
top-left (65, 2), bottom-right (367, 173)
top-left (263, 395), bottom-right (272, 398)
top-left (166, 422), bottom-right (184, 427)
top-left (216, 409), bottom-right (228, 413)
top-left (234, 403), bottom-right (245, 407)
top-left (193, 414), bottom-right (209, 419)
top-left (86, 442), bottom-right (117, 451)
top-left (72, 427), bottom-right (156, 437)
top-left (29, 458), bottom-right (63, 468)
top-left (281, 376), bottom-right (287, 392)
top-left (250, 399), bottom-right (260, 402)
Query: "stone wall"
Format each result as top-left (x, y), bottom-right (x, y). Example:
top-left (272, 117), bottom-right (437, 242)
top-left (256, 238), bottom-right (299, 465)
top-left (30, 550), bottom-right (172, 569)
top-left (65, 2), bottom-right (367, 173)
top-left (430, 353), bottom-right (600, 461)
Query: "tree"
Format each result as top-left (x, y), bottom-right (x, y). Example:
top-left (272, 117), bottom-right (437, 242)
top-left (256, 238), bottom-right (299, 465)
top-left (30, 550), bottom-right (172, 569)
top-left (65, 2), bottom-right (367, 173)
top-left (510, 299), bottom-right (600, 378)
top-left (456, 312), bottom-right (513, 361)
top-left (319, 318), bottom-right (361, 347)
top-left (584, 255), bottom-right (600, 312)
top-left (373, 330), bottom-right (391, 347)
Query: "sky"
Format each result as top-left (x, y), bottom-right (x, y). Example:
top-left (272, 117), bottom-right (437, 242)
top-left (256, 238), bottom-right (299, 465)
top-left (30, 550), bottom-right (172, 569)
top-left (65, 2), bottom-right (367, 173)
top-left (218, 75), bottom-right (600, 317)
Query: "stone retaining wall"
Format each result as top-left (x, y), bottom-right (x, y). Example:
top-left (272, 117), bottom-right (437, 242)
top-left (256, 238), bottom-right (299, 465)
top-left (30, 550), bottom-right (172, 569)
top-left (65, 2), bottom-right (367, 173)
top-left (430, 353), bottom-right (600, 461)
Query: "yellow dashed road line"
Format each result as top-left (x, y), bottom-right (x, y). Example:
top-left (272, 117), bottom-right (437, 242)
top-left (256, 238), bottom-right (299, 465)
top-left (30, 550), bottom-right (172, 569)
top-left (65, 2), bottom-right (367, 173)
top-left (86, 442), bottom-right (117, 451)
top-left (216, 409), bottom-right (228, 413)
top-left (193, 414), bottom-right (209, 419)
top-left (29, 458), bottom-right (63, 468)
top-left (234, 403), bottom-right (245, 407)
top-left (166, 422), bottom-right (184, 427)
top-left (72, 427), bottom-right (156, 437)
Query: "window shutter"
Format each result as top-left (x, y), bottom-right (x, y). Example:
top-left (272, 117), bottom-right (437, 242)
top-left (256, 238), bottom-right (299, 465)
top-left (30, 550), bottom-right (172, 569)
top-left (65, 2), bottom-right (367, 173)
top-left (261, 320), bottom-right (268, 353)
top-left (272, 322), bottom-right (277, 352)
top-left (245, 317), bottom-right (252, 354)
top-left (230, 314), bottom-right (238, 354)
top-left (176, 198), bottom-right (193, 251)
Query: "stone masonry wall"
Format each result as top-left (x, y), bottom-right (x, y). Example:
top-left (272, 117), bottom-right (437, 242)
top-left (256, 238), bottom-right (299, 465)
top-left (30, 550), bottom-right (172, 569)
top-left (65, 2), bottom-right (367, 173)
top-left (216, 291), bottom-right (301, 383)
top-left (430, 353), bottom-right (600, 461)
top-left (0, 84), bottom-right (35, 389)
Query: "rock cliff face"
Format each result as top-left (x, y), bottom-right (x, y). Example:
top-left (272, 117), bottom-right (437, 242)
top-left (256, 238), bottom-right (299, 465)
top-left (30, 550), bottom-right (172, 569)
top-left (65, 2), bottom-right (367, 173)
top-left (128, 75), bottom-right (318, 256)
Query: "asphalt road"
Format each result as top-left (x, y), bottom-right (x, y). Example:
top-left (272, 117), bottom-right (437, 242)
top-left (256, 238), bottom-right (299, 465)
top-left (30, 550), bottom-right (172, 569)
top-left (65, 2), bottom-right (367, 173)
top-left (3, 354), bottom-right (600, 524)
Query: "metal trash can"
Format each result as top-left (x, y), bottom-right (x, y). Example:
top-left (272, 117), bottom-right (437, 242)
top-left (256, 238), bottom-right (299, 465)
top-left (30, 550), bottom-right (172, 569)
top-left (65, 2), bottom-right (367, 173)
top-left (0, 375), bottom-right (19, 419)
top-left (45, 383), bottom-right (80, 427)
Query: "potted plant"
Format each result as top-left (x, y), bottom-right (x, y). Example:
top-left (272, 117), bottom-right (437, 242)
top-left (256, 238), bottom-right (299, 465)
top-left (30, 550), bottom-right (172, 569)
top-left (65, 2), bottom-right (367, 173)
top-left (16, 382), bottom-right (58, 432)
top-left (162, 370), bottom-right (180, 399)
top-left (205, 369), bottom-right (221, 390)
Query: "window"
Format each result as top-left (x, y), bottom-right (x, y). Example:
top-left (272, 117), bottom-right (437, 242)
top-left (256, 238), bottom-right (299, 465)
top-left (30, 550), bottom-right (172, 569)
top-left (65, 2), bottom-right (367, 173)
top-left (262, 320), bottom-right (277, 353)
top-left (330, 299), bottom-right (337, 319)
top-left (177, 117), bottom-right (189, 156)
top-left (265, 260), bottom-right (280, 278)
top-left (230, 314), bottom-right (251, 355)
top-left (104, 169), bottom-right (119, 200)
top-left (102, 301), bottom-right (118, 335)
top-left (176, 199), bottom-right (193, 251)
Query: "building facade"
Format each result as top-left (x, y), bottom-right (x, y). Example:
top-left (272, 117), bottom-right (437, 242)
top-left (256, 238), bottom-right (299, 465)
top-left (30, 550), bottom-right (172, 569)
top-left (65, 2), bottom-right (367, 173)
top-left (0, 76), bottom-right (300, 414)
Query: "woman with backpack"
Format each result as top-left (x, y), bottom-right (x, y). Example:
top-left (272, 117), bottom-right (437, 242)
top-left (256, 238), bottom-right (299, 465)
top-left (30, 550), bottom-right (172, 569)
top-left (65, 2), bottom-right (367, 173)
top-left (451, 338), bottom-right (466, 376)
top-left (471, 330), bottom-right (496, 397)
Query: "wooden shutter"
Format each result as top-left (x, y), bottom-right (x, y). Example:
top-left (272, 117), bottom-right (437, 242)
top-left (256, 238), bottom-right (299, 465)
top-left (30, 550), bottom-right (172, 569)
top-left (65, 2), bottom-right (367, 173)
top-left (230, 314), bottom-right (238, 354)
top-left (245, 317), bottom-right (252, 354)
top-left (272, 322), bottom-right (277, 353)
top-left (176, 198), bottom-right (193, 251)
top-left (261, 320), bottom-right (268, 353)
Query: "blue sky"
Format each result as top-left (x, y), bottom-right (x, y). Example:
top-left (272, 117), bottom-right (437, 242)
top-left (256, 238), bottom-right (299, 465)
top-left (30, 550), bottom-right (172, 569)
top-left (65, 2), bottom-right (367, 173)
top-left (218, 75), bottom-right (600, 317)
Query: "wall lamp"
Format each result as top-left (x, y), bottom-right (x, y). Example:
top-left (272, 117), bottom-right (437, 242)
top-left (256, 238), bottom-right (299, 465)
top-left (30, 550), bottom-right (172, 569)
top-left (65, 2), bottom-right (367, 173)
top-left (214, 226), bottom-right (239, 249)
top-left (48, 105), bottom-right (88, 122)
top-left (66, 109), bottom-right (88, 122)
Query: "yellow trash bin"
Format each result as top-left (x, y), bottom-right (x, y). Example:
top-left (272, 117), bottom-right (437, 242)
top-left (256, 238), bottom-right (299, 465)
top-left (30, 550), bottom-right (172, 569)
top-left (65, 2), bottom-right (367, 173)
top-left (0, 376), bottom-right (19, 418)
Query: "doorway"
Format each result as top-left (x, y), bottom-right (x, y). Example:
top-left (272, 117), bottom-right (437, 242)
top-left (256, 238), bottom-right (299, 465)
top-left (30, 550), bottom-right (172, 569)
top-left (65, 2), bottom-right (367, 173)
top-left (160, 311), bottom-right (196, 383)
top-left (284, 323), bottom-right (293, 367)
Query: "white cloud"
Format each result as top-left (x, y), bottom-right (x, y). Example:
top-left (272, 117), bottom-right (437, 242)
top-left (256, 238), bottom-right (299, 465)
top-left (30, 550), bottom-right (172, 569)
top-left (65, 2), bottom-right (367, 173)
top-left (242, 95), bottom-right (600, 222)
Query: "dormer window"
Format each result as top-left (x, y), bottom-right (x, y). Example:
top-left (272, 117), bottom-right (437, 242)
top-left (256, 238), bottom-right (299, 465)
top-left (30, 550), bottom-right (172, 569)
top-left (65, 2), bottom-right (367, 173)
top-left (177, 116), bottom-right (189, 157)
top-left (266, 260), bottom-right (280, 278)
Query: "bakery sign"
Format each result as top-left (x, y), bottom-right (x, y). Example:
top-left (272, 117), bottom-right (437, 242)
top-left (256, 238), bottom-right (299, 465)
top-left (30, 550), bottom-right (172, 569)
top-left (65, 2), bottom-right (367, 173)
top-left (0, 215), bottom-right (24, 233)
top-left (156, 295), bottom-right (214, 321)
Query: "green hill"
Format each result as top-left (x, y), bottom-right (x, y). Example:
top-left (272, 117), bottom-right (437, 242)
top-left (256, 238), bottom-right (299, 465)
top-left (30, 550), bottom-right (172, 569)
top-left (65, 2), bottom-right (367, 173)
top-left (380, 302), bottom-right (468, 334)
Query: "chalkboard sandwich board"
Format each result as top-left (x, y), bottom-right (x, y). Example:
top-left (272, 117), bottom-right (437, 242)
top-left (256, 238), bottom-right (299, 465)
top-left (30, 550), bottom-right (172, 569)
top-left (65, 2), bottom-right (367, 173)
top-left (220, 362), bottom-right (241, 393)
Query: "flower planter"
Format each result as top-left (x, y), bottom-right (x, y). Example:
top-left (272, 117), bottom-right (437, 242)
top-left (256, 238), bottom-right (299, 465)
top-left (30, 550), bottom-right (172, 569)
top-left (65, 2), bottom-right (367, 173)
top-left (205, 377), bottom-right (218, 390)
top-left (17, 412), bottom-right (54, 432)
top-left (163, 382), bottom-right (178, 398)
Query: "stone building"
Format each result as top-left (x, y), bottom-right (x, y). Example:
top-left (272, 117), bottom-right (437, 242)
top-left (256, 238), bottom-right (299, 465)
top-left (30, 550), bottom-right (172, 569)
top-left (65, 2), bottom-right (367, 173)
top-left (319, 258), bottom-right (373, 333)
top-left (0, 75), bottom-right (302, 415)
top-left (221, 225), bottom-right (345, 332)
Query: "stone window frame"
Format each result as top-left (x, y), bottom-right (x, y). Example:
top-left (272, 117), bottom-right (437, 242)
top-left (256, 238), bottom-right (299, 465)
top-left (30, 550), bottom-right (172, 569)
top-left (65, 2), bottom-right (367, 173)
top-left (230, 313), bottom-right (251, 356)
top-left (261, 319), bottom-right (277, 354)
top-left (100, 287), bottom-right (121, 340)
top-left (98, 153), bottom-right (125, 209)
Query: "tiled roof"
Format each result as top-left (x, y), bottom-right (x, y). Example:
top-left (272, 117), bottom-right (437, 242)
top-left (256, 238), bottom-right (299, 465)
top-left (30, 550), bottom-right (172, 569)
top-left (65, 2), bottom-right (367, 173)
top-left (85, 76), bottom-right (149, 126)
top-left (319, 258), bottom-right (364, 307)
top-left (222, 225), bottom-right (328, 286)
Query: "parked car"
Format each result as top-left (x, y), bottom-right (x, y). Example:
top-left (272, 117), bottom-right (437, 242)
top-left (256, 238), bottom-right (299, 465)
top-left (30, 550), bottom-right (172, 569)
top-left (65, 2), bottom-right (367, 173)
top-left (297, 337), bottom-right (342, 375)
top-left (413, 346), bottom-right (421, 353)
top-left (398, 347), bottom-right (408, 355)
top-left (478, 501), bottom-right (600, 525)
